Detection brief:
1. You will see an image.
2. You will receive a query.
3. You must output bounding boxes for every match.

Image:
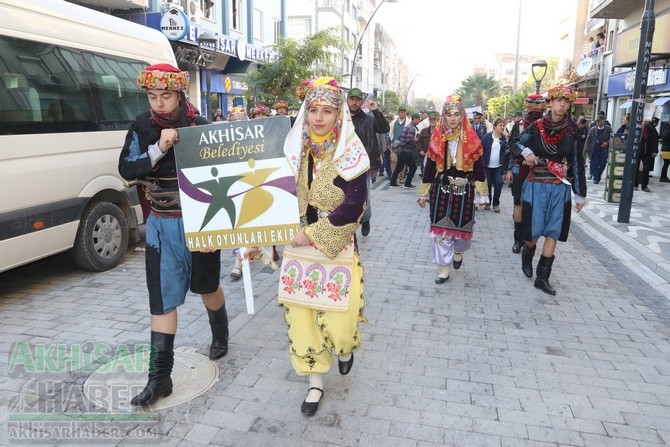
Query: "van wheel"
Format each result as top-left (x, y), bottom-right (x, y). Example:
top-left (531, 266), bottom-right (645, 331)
top-left (72, 202), bottom-right (128, 272)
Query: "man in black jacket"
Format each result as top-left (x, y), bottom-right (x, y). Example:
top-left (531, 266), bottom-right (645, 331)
top-left (347, 88), bottom-right (390, 236)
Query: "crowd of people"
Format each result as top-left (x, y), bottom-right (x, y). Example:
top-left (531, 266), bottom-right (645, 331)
top-left (120, 62), bottom-right (669, 415)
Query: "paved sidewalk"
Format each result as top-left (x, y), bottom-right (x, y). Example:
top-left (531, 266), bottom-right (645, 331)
top-left (1, 173), bottom-right (670, 446)
top-left (577, 176), bottom-right (670, 293)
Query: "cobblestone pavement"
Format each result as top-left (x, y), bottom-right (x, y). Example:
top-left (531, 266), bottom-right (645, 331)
top-left (1, 174), bottom-right (670, 446)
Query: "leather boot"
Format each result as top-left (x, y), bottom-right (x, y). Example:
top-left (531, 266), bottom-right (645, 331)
top-left (521, 244), bottom-right (535, 278)
top-left (512, 222), bottom-right (522, 254)
top-left (534, 255), bottom-right (556, 295)
top-left (207, 304), bottom-right (229, 360)
top-left (131, 331), bottom-right (174, 406)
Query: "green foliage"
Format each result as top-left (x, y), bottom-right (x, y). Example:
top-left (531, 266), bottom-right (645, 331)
top-left (454, 73), bottom-right (500, 107)
top-left (486, 84), bottom-right (533, 118)
top-left (413, 98), bottom-right (437, 112)
top-left (243, 29), bottom-right (347, 110)
top-left (379, 90), bottom-right (400, 115)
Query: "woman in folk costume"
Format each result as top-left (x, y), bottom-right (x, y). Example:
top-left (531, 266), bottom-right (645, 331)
top-left (509, 86), bottom-right (586, 295)
top-left (417, 95), bottom-right (489, 284)
top-left (280, 76), bottom-right (369, 416)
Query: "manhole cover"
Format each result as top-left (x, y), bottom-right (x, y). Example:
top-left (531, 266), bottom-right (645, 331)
top-left (83, 347), bottom-right (218, 411)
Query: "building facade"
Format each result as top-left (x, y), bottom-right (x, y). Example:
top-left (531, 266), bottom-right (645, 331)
top-left (71, 0), bottom-right (283, 119)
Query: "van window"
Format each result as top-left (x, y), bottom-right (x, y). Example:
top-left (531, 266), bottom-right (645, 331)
top-left (0, 35), bottom-right (148, 135)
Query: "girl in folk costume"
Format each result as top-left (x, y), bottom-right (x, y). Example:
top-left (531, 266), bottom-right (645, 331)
top-left (509, 86), bottom-right (587, 295)
top-left (417, 95), bottom-right (489, 284)
top-left (279, 76), bottom-right (370, 415)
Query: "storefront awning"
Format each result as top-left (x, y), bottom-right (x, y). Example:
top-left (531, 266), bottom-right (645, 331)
top-left (653, 97), bottom-right (670, 106)
top-left (618, 101), bottom-right (632, 109)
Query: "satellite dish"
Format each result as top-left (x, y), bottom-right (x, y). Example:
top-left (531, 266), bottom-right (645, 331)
top-left (576, 57), bottom-right (593, 76)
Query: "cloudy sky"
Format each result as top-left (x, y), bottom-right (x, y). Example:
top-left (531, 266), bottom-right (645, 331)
top-left (374, 0), bottom-right (577, 100)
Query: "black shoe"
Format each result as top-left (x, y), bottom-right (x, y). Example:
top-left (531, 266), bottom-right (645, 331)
top-left (660, 178), bottom-right (670, 183)
top-left (389, 183), bottom-right (400, 187)
top-left (338, 353), bottom-right (354, 375)
top-left (435, 266), bottom-right (450, 284)
top-left (512, 240), bottom-right (522, 254)
top-left (453, 253), bottom-right (462, 270)
top-left (361, 221), bottom-right (370, 236)
top-left (301, 387), bottom-right (323, 416)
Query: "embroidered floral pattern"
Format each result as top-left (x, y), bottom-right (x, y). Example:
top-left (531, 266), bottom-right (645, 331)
top-left (279, 253), bottom-right (352, 306)
top-left (136, 69), bottom-right (189, 91)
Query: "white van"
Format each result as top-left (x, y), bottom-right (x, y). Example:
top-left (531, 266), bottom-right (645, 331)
top-left (0, 0), bottom-right (178, 272)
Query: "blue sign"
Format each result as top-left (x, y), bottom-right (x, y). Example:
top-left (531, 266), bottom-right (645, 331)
top-left (608, 68), bottom-right (670, 97)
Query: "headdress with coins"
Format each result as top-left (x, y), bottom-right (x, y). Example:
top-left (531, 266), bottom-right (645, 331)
top-left (303, 77), bottom-right (342, 109)
top-left (137, 63), bottom-right (189, 91)
top-left (283, 76), bottom-right (368, 182)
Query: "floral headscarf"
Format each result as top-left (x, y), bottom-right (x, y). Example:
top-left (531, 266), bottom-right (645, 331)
top-left (227, 107), bottom-right (248, 122)
top-left (523, 94), bottom-right (546, 126)
top-left (136, 64), bottom-right (189, 91)
top-left (427, 94), bottom-right (483, 172)
top-left (251, 103), bottom-right (271, 117)
top-left (546, 86), bottom-right (577, 103)
top-left (273, 100), bottom-right (289, 111)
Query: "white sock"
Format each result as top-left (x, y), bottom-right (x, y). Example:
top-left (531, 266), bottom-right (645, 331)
top-left (306, 373), bottom-right (323, 403)
top-left (338, 353), bottom-right (352, 363)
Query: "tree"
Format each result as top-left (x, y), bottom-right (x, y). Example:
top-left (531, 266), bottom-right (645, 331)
top-left (379, 90), bottom-right (400, 115)
top-left (244, 29), bottom-right (347, 110)
top-left (454, 73), bottom-right (500, 108)
top-left (486, 85), bottom-right (533, 119)
top-left (413, 97), bottom-right (437, 112)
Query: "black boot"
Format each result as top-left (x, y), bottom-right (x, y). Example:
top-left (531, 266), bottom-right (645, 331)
top-left (534, 255), bottom-right (556, 295)
top-left (521, 244), bottom-right (535, 278)
top-left (207, 304), bottom-right (229, 360)
top-left (131, 331), bottom-right (174, 406)
top-left (512, 222), bottom-right (522, 254)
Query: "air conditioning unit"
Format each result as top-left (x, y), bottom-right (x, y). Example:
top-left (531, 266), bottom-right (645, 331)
top-left (187, 0), bottom-right (202, 23)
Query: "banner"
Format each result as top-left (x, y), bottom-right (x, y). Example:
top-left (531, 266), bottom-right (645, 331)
top-left (173, 116), bottom-right (299, 251)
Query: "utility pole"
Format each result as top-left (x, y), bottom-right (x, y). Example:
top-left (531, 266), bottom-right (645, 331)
top-left (618, 0), bottom-right (655, 223)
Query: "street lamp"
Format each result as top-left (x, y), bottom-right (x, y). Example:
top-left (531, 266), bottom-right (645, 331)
top-left (404, 73), bottom-right (420, 105)
top-left (531, 59), bottom-right (548, 95)
top-left (349, 0), bottom-right (398, 89)
top-left (197, 31), bottom-right (217, 120)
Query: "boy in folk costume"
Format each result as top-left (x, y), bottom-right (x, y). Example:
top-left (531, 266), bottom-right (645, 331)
top-left (118, 64), bottom-right (228, 406)
top-left (505, 94), bottom-right (546, 253)
top-left (509, 86), bottom-right (587, 295)
top-left (417, 95), bottom-right (489, 284)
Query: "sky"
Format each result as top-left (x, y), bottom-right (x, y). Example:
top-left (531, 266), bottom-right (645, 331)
top-left (373, 0), bottom-right (576, 101)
